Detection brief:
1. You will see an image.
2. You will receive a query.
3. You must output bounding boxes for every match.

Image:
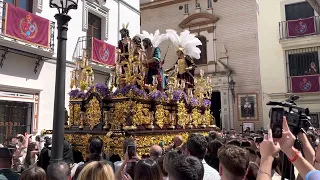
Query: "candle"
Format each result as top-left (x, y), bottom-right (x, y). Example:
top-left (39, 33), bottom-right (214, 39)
top-left (91, 74), bottom-right (94, 82)
top-left (71, 71), bottom-right (75, 79)
top-left (152, 76), bottom-right (158, 86)
top-left (194, 78), bottom-right (198, 84)
top-left (181, 80), bottom-right (185, 89)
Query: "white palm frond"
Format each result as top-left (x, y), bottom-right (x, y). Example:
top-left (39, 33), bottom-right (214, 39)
top-left (137, 30), bottom-right (168, 47)
top-left (165, 29), bottom-right (202, 59)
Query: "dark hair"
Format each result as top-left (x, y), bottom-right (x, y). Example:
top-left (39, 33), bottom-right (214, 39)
top-left (46, 161), bottom-right (71, 180)
top-left (122, 138), bottom-right (136, 154)
top-left (120, 28), bottom-right (129, 39)
top-left (157, 156), bottom-right (168, 177)
top-left (246, 162), bottom-right (259, 180)
top-left (163, 150), bottom-right (180, 172)
top-left (35, 135), bottom-right (41, 142)
top-left (20, 166), bottom-right (46, 180)
top-left (25, 142), bottom-right (37, 166)
top-left (245, 148), bottom-right (257, 162)
top-left (142, 38), bottom-right (152, 48)
top-left (186, 133), bottom-right (208, 160)
top-left (168, 155), bottom-right (204, 180)
top-left (207, 140), bottom-right (223, 158)
top-left (134, 159), bottom-right (163, 180)
top-left (132, 36), bottom-right (142, 48)
top-left (227, 139), bottom-right (241, 147)
top-left (89, 136), bottom-right (104, 155)
top-left (17, 136), bottom-right (24, 143)
top-left (218, 145), bottom-right (250, 178)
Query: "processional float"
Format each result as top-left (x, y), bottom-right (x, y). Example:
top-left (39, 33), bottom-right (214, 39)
top-left (42, 25), bottom-right (218, 158)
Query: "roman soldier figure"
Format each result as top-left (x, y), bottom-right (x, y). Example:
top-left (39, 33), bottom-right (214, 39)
top-left (165, 29), bottom-right (201, 88)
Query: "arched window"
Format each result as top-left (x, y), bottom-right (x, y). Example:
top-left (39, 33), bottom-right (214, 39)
top-left (195, 36), bottom-right (207, 65)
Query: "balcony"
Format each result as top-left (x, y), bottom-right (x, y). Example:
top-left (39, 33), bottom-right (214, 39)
top-left (0, 2), bottom-right (55, 58)
top-left (73, 36), bottom-right (115, 72)
top-left (279, 16), bottom-right (320, 40)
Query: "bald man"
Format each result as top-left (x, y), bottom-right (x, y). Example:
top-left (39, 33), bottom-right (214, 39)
top-left (150, 145), bottom-right (163, 160)
top-left (165, 135), bottom-right (183, 152)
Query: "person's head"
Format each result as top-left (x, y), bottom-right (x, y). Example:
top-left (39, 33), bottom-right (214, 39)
top-left (218, 145), bottom-right (250, 180)
top-left (142, 38), bottom-right (152, 49)
top-left (0, 148), bottom-right (12, 168)
top-left (157, 156), bottom-right (168, 177)
top-left (47, 161), bottom-right (71, 180)
top-left (207, 140), bottom-right (223, 158)
top-left (150, 145), bottom-right (162, 160)
top-left (176, 50), bottom-right (184, 58)
top-left (163, 150), bottom-right (180, 172)
top-left (168, 155), bottom-right (204, 180)
top-left (245, 148), bottom-right (257, 162)
top-left (89, 136), bottom-right (104, 155)
top-left (226, 139), bottom-right (241, 147)
top-left (20, 166), bottom-right (46, 180)
top-left (186, 133), bottom-right (207, 160)
top-left (120, 27), bottom-right (129, 39)
top-left (132, 36), bottom-right (142, 48)
top-left (78, 161), bottom-right (114, 180)
top-left (173, 135), bottom-right (183, 148)
top-left (122, 138), bottom-right (136, 154)
top-left (134, 159), bottom-right (162, 180)
top-left (36, 135), bottom-right (41, 142)
top-left (311, 62), bottom-right (316, 68)
top-left (246, 162), bottom-right (259, 180)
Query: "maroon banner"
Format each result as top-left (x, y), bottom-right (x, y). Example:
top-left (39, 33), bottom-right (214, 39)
top-left (4, 3), bottom-right (50, 47)
top-left (287, 17), bottom-right (316, 37)
top-left (92, 38), bottom-right (116, 66)
top-left (291, 75), bottom-right (320, 93)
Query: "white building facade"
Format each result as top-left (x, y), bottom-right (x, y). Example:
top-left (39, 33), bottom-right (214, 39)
top-left (257, 0), bottom-right (320, 128)
top-left (0, 0), bottom-right (140, 143)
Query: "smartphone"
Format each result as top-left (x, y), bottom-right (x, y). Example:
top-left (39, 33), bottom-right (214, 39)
top-left (270, 107), bottom-right (284, 138)
top-left (254, 137), bottom-right (263, 143)
top-left (127, 145), bottom-right (136, 159)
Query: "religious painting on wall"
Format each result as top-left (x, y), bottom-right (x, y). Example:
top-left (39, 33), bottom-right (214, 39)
top-left (237, 93), bottom-right (258, 121)
top-left (242, 122), bottom-right (255, 132)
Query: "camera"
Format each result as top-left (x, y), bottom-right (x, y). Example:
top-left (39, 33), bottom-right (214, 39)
top-left (267, 95), bottom-right (312, 136)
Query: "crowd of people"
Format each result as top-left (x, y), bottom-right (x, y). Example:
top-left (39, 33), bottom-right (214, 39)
top-left (1, 117), bottom-right (320, 180)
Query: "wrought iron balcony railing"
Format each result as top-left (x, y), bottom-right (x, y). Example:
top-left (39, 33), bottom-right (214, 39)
top-left (0, 2), bottom-right (55, 52)
top-left (73, 36), bottom-right (93, 61)
top-left (279, 16), bottom-right (320, 40)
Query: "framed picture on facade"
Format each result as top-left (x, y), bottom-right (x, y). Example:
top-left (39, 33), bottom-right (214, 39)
top-left (237, 93), bottom-right (258, 121)
top-left (242, 122), bottom-right (255, 132)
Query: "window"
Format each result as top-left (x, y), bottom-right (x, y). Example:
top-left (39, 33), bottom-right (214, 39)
top-left (86, 12), bottom-right (102, 56)
top-left (195, 36), bottom-right (207, 65)
top-left (287, 49), bottom-right (319, 77)
top-left (285, 2), bottom-right (314, 21)
top-left (0, 100), bottom-right (33, 144)
top-left (2, 0), bottom-right (33, 31)
top-left (208, 0), bottom-right (213, 8)
top-left (87, 12), bottom-right (102, 40)
top-left (184, 4), bottom-right (189, 14)
top-left (196, 0), bottom-right (200, 8)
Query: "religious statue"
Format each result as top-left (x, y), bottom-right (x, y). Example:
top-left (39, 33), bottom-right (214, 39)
top-left (117, 23), bottom-right (130, 63)
top-left (165, 29), bottom-right (201, 88)
top-left (131, 35), bottom-right (144, 62)
top-left (138, 30), bottom-right (168, 91)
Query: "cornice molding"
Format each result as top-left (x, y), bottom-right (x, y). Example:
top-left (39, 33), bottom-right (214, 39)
top-left (280, 35), bottom-right (320, 50)
top-left (141, 0), bottom-right (190, 10)
top-left (179, 13), bottom-right (219, 29)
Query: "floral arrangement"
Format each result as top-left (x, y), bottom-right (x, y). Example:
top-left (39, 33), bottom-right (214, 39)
top-left (149, 90), bottom-right (168, 101)
top-left (172, 90), bottom-right (187, 102)
top-left (69, 83), bottom-right (110, 99)
top-left (202, 99), bottom-right (211, 108)
top-left (113, 85), bottom-right (147, 99)
top-left (190, 97), bottom-right (200, 107)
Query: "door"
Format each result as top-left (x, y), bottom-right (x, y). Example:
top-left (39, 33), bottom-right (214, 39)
top-left (211, 91), bottom-right (221, 128)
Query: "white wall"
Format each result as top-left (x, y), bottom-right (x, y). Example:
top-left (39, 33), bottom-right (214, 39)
top-left (36, 0), bottom-right (140, 60)
top-left (0, 0), bottom-right (140, 133)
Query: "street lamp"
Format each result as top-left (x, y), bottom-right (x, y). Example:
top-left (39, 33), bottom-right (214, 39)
top-left (49, 0), bottom-right (78, 162)
top-left (229, 79), bottom-right (235, 103)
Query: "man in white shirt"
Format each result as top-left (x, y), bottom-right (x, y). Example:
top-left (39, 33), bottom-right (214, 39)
top-left (185, 133), bottom-right (221, 180)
